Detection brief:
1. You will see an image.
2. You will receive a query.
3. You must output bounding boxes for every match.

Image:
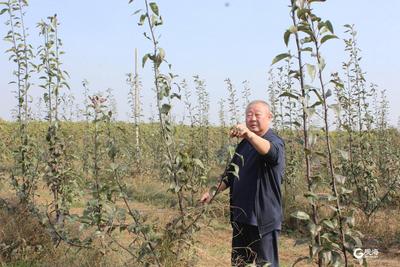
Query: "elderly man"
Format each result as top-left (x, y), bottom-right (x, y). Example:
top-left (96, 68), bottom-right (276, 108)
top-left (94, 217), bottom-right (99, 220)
top-left (200, 100), bottom-right (285, 267)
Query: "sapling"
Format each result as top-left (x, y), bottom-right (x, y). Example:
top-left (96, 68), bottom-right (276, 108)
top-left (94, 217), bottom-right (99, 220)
top-left (335, 25), bottom-right (399, 222)
top-left (132, 0), bottom-right (214, 264)
top-left (194, 75), bottom-right (210, 163)
top-left (216, 98), bottom-right (228, 163)
top-left (81, 79), bottom-right (91, 176)
top-left (37, 14), bottom-right (73, 224)
top-left (241, 80), bottom-right (251, 112)
top-left (127, 48), bottom-right (143, 171)
top-left (182, 79), bottom-right (194, 127)
top-left (272, 1), bottom-right (321, 264)
top-left (225, 78), bottom-right (240, 125)
top-left (1, 0), bottom-right (37, 204)
top-left (273, 1), bottom-right (364, 265)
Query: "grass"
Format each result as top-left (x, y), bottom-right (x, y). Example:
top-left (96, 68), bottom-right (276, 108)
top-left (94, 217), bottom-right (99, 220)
top-left (128, 178), bottom-right (178, 208)
top-left (0, 200), bottom-right (54, 265)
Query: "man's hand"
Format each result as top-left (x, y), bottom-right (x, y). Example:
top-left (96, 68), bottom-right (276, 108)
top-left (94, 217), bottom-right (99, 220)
top-left (230, 124), bottom-right (252, 139)
top-left (200, 182), bottom-right (227, 204)
top-left (200, 191), bottom-right (212, 204)
top-left (231, 123), bottom-right (272, 156)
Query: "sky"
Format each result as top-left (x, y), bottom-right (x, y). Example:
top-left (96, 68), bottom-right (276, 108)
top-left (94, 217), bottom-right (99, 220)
top-left (0, 0), bottom-right (399, 126)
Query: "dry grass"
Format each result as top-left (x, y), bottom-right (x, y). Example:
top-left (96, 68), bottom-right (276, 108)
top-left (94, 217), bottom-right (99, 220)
top-left (0, 199), bottom-right (55, 265)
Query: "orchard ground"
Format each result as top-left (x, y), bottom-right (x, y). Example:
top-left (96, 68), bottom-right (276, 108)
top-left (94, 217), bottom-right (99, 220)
top-left (0, 174), bottom-right (399, 266)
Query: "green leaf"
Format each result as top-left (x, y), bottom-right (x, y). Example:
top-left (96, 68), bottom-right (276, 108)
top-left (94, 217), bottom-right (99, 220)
top-left (325, 89), bottom-right (332, 98)
top-left (338, 149), bottom-right (349, 160)
top-left (334, 174), bottom-right (346, 184)
top-left (160, 103), bottom-right (171, 114)
top-left (331, 251), bottom-right (343, 267)
top-left (149, 2), bottom-right (159, 16)
top-left (310, 87), bottom-right (323, 102)
top-left (271, 53), bottom-right (291, 65)
top-left (292, 256), bottom-right (310, 267)
top-left (321, 251), bottom-right (332, 265)
top-left (330, 78), bottom-right (344, 88)
top-left (132, 9), bottom-right (141, 15)
top-left (306, 64), bottom-right (316, 81)
top-left (317, 21), bottom-right (325, 31)
top-left (321, 34), bottom-right (338, 44)
top-left (165, 121), bottom-right (173, 133)
top-left (296, 9), bottom-right (309, 20)
top-left (228, 163), bottom-right (240, 179)
top-left (279, 91), bottom-right (298, 100)
top-left (344, 24), bottom-right (352, 29)
top-left (309, 100), bottom-right (322, 108)
top-left (142, 53), bottom-right (150, 68)
top-left (228, 145), bottom-right (236, 158)
top-left (307, 222), bottom-right (321, 237)
top-left (340, 187), bottom-right (352, 195)
top-left (157, 47), bottom-right (165, 61)
top-left (284, 30), bottom-right (291, 47)
top-left (312, 245), bottom-right (321, 258)
top-left (308, 222), bottom-right (322, 237)
top-left (327, 205), bottom-right (338, 212)
top-left (345, 232), bottom-right (362, 247)
top-left (174, 184), bottom-right (181, 193)
top-left (138, 14), bottom-right (146, 26)
top-left (171, 93), bottom-right (181, 100)
top-left (318, 193), bottom-right (337, 202)
top-left (304, 107), bottom-right (315, 117)
top-left (318, 55), bottom-right (326, 71)
top-left (151, 13), bottom-right (157, 27)
top-left (322, 219), bottom-right (336, 229)
top-left (0, 8), bottom-right (8, 15)
top-left (345, 215), bottom-right (355, 227)
top-left (289, 70), bottom-right (300, 79)
top-left (301, 47), bottom-right (313, 53)
top-left (235, 152), bottom-right (244, 167)
top-left (292, 121), bottom-right (301, 127)
top-left (155, 15), bottom-right (163, 26)
top-left (325, 20), bottom-right (334, 33)
top-left (193, 158), bottom-right (204, 169)
top-left (304, 191), bottom-right (318, 201)
top-left (291, 211), bottom-right (310, 221)
top-left (294, 238), bottom-right (309, 246)
top-left (109, 163), bottom-right (118, 171)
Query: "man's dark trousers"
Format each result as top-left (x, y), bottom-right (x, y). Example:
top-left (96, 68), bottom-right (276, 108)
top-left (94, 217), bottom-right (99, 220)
top-left (231, 222), bottom-right (279, 267)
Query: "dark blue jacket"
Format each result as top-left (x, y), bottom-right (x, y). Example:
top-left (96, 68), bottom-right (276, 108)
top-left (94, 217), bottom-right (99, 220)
top-left (223, 129), bottom-right (285, 236)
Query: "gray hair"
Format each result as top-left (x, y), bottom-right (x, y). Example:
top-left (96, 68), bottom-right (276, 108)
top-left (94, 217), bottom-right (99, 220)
top-left (246, 100), bottom-right (271, 113)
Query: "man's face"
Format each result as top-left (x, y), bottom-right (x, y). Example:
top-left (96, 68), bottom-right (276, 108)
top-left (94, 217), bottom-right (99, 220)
top-left (245, 103), bottom-right (273, 136)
